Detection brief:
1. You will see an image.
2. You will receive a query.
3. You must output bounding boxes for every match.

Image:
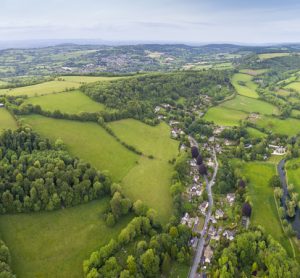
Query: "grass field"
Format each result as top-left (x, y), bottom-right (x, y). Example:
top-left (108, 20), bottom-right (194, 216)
top-left (21, 115), bottom-right (139, 181)
top-left (255, 116), bottom-right (300, 136)
top-left (237, 161), bottom-right (293, 256)
top-left (231, 73), bottom-right (259, 98)
top-left (58, 76), bottom-right (126, 83)
top-left (0, 108), bottom-right (17, 132)
top-left (285, 82), bottom-right (300, 93)
top-left (286, 158), bottom-right (300, 195)
top-left (24, 90), bottom-right (106, 114)
top-left (246, 127), bottom-right (266, 138)
top-left (0, 81), bottom-right (80, 97)
top-left (258, 53), bottom-right (290, 60)
top-left (220, 95), bottom-right (279, 115)
top-left (204, 106), bottom-right (248, 126)
top-left (0, 199), bottom-right (131, 278)
top-left (239, 69), bottom-right (267, 76)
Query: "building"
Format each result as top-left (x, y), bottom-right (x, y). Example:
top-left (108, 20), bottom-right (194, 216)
top-left (199, 201), bottom-right (209, 215)
top-left (226, 193), bottom-right (236, 205)
top-left (204, 245), bottom-right (214, 264)
top-left (0, 103), bottom-right (4, 108)
top-left (215, 209), bottom-right (224, 219)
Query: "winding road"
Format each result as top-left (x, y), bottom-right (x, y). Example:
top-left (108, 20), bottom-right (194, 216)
top-left (189, 147), bottom-right (218, 278)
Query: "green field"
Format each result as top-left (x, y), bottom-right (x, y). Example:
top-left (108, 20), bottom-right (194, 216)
top-left (0, 81), bottom-right (80, 97)
top-left (246, 127), bottom-right (266, 138)
top-left (255, 116), bottom-right (300, 136)
top-left (239, 69), bottom-right (267, 76)
top-left (238, 161), bottom-right (293, 256)
top-left (220, 95), bottom-right (279, 115)
top-left (286, 158), bottom-right (300, 195)
top-left (291, 109), bottom-right (300, 117)
top-left (204, 106), bottom-right (248, 126)
top-left (21, 115), bottom-right (139, 181)
top-left (285, 82), bottom-right (300, 92)
top-left (258, 53), bottom-right (290, 60)
top-left (231, 73), bottom-right (259, 98)
top-left (58, 76), bottom-right (126, 83)
top-left (0, 199), bottom-right (131, 278)
top-left (0, 108), bottom-right (17, 132)
top-left (24, 90), bottom-right (105, 114)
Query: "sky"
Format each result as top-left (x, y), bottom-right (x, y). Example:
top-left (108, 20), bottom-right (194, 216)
top-left (1, 0), bottom-right (300, 44)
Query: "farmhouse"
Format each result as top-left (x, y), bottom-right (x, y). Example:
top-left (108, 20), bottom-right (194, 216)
top-left (269, 144), bottom-right (287, 155)
top-left (154, 106), bottom-right (161, 113)
top-left (203, 245), bottom-right (214, 264)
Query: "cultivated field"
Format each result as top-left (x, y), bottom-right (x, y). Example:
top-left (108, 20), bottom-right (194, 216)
top-left (0, 108), bottom-right (17, 132)
top-left (220, 95), bottom-right (279, 115)
top-left (231, 73), bottom-right (259, 98)
top-left (21, 115), bottom-right (139, 181)
top-left (204, 106), bottom-right (248, 126)
top-left (24, 90), bottom-right (106, 114)
top-left (0, 199), bottom-right (131, 278)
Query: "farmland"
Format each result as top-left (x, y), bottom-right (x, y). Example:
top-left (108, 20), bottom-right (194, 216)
top-left (24, 90), bottom-right (106, 114)
top-left (0, 108), bottom-right (17, 132)
top-left (285, 82), bottom-right (300, 92)
top-left (0, 199), bottom-right (131, 278)
top-left (286, 158), bottom-right (300, 195)
top-left (258, 52), bottom-right (290, 60)
top-left (231, 73), bottom-right (259, 98)
top-left (246, 127), bottom-right (266, 138)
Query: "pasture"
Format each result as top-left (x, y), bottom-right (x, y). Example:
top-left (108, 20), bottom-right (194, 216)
top-left (285, 82), bottom-right (300, 93)
top-left (237, 161), bottom-right (293, 256)
top-left (220, 95), bottom-right (279, 115)
top-left (246, 127), bottom-right (266, 139)
top-left (258, 52), bottom-right (290, 60)
top-left (58, 75), bottom-right (126, 83)
top-left (255, 116), bottom-right (300, 136)
top-left (239, 69), bottom-right (267, 76)
top-left (24, 90), bottom-right (106, 114)
top-left (286, 158), bottom-right (300, 195)
top-left (0, 80), bottom-right (80, 97)
top-left (20, 115), bottom-right (139, 181)
top-left (0, 199), bottom-right (131, 278)
top-left (0, 108), bottom-right (17, 132)
top-left (203, 106), bottom-right (248, 126)
top-left (231, 73), bottom-right (259, 98)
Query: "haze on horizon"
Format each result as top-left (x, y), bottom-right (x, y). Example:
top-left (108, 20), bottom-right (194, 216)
top-left (1, 0), bottom-right (300, 45)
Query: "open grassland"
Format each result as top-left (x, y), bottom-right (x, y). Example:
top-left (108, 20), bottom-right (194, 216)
top-left (239, 69), bottom-right (268, 76)
top-left (231, 73), bottom-right (259, 98)
top-left (0, 108), bottom-right (17, 132)
top-left (254, 116), bottom-right (300, 136)
top-left (0, 80), bottom-right (80, 97)
top-left (292, 109), bottom-right (300, 117)
top-left (20, 115), bottom-right (139, 181)
top-left (220, 95), bottom-right (279, 115)
top-left (24, 90), bottom-right (106, 114)
top-left (258, 52), bottom-right (290, 60)
top-left (109, 119), bottom-right (179, 159)
top-left (58, 75), bottom-right (127, 83)
top-left (0, 199), bottom-right (131, 278)
top-left (285, 82), bottom-right (300, 93)
top-left (204, 106), bottom-right (248, 126)
top-left (237, 161), bottom-right (293, 257)
top-left (246, 127), bottom-right (266, 139)
top-left (109, 119), bottom-right (179, 222)
top-left (286, 158), bottom-right (300, 195)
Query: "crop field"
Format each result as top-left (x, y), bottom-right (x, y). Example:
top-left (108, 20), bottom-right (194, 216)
top-left (246, 127), bottom-right (266, 138)
top-left (24, 90), bottom-right (106, 114)
top-left (231, 73), bottom-right (259, 98)
top-left (286, 158), bottom-right (300, 195)
top-left (285, 82), bottom-right (300, 92)
top-left (254, 116), bottom-right (300, 136)
top-left (237, 161), bottom-right (293, 256)
top-left (258, 52), bottom-right (290, 60)
top-left (220, 95), bottom-right (279, 115)
top-left (204, 106), bottom-right (248, 126)
top-left (0, 108), bottom-right (17, 132)
top-left (21, 115), bottom-right (139, 181)
top-left (0, 80), bottom-right (80, 97)
top-left (0, 199), bottom-right (131, 278)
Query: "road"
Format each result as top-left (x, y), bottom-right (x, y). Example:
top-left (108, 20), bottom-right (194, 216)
top-left (188, 148), bottom-right (218, 278)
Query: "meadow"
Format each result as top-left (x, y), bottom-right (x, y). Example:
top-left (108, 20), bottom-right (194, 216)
top-left (236, 161), bottom-right (293, 257)
top-left (286, 158), bottom-right (300, 195)
top-left (231, 73), bottom-right (259, 98)
top-left (24, 90), bottom-right (106, 114)
top-left (239, 69), bottom-right (267, 76)
top-left (21, 115), bottom-right (139, 181)
top-left (255, 116), bottom-right (300, 136)
top-left (285, 82), bottom-right (300, 93)
top-left (203, 106), bottom-right (248, 126)
top-left (0, 108), bottom-right (17, 132)
top-left (0, 199), bottom-right (131, 278)
top-left (59, 75), bottom-right (126, 83)
top-left (258, 52), bottom-right (290, 60)
top-left (220, 95), bottom-right (279, 115)
top-left (246, 127), bottom-right (266, 139)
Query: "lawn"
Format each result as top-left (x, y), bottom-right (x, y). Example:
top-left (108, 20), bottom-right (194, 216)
top-left (0, 80), bottom-right (80, 97)
top-left (231, 73), bottom-right (259, 98)
top-left (204, 106), bottom-right (248, 126)
top-left (0, 199), bottom-right (131, 278)
top-left (255, 116), bottom-right (300, 136)
top-left (237, 161), bottom-right (293, 257)
top-left (109, 119), bottom-right (179, 160)
top-left (20, 115), bottom-right (139, 181)
top-left (220, 95), bottom-right (279, 115)
top-left (258, 53), bottom-right (290, 60)
top-left (0, 108), bottom-right (17, 132)
top-left (23, 90), bottom-right (106, 114)
top-left (246, 127), bottom-right (266, 139)
top-left (286, 158), bottom-right (300, 195)
top-left (285, 82), bottom-right (300, 93)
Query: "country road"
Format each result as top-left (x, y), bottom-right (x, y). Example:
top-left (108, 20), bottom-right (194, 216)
top-left (189, 148), bottom-right (218, 278)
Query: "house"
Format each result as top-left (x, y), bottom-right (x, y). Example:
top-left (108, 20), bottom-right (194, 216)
top-left (210, 216), bottom-right (217, 224)
top-left (226, 193), bottom-right (236, 205)
top-left (154, 106), bottom-right (161, 113)
top-left (204, 245), bottom-right (214, 264)
top-left (223, 230), bottom-right (235, 241)
top-left (244, 144), bottom-right (253, 149)
top-left (190, 159), bottom-right (197, 167)
top-left (180, 144), bottom-right (186, 151)
top-left (190, 237), bottom-right (198, 249)
top-left (215, 209), bottom-right (224, 219)
top-left (208, 136), bottom-right (215, 143)
top-left (171, 129), bottom-right (179, 138)
top-left (180, 213), bottom-right (190, 225)
top-left (0, 103), bottom-right (4, 108)
top-left (208, 225), bottom-right (216, 236)
top-left (169, 120), bottom-right (180, 126)
top-left (269, 144), bottom-right (287, 155)
top-left (199, 201), bottom-right (209, 215)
